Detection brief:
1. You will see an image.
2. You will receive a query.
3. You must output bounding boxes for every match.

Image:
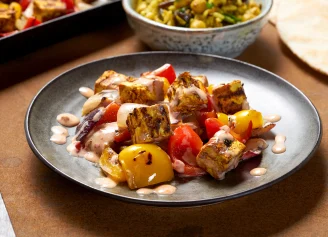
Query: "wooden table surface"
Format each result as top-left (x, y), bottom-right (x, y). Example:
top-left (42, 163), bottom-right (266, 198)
top-left (0, 20), bottom-right (327, 237)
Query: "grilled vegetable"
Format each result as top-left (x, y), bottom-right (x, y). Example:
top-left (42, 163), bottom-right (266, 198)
top-left (23, 17), bottom-right (41, 29)
top-left (95, 102), bottom-right (120, 127)
top-left (82, 90), bottom-right (119, 116)
top-left (168, 125), bottom-right (206, 176)
top-left (232, 110), bottom-right (263, 134)
top-left (119, 144), bottom-right (174, 189)
top-left (205, 118), bottom-right (224, 139)
top-left (75, 108), bottom-right (103, 142)
top-left (9, 2), bottom-right (22, 19)
top-left (147, 63), bottom-right (177, 84)
top-left (99, 147), bottom-right (126, 182)
top-left (117, 103), bottom-right (148, 129)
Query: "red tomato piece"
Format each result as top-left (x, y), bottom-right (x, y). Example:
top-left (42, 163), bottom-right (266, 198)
top-left (200, 95), bottom-right (215, 112)
top-left (152, 64), bottom-right (176, 84)
top-left (114, 129), bottom-right (131, 143)
top-left (205, 118), bottom-right (224, 139)
top-left (168, 125), bottom-right (205, 176)
top-left (34, 19), bottom-right (41, 26)
top-left (183, 164), bottom-right (207, 176)
top-left (23, 17), bottom-right (41, 29)
top-left (61, 0), bottom-right (75, 13)
top-left (75, 141), bottom-right (81, 151)
top-left (198, 110), bottom-right (217, 128)
top-left (95, 102), bottom-right (120, 127)
top-left (20, 0), bottom-right (31, 11)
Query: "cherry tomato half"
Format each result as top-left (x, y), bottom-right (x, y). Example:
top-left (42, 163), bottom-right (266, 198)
top-left (230, 120), bottom-right (253, 143)
top-left (61, 0), bottom-right (75, 13)
top-left (233, 110), bottom-right (262, 134)
top-left (19, 0), bottom-right (30, 11)
top-left (95, 102), bottom-right (120, 127)
top-left (114, 129), bottom-right (131, 143)
top-left (168, 125), bottom-right (206, 176)
top-left (204, 118), bottom-right (225, 139)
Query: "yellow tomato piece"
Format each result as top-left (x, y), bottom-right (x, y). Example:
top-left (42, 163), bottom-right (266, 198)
top-left (217, 112), bottom-right (229, 126)
top-left (163, 77), bottom-right (170, 96)
top-left (0, 3), bottom-right (9, 9)
top-left (233, 110), bottom-right (263, 134)
top-left (99, 147), bottom-right (126, 183)
top-left (9, 2), bottom-right (21, 19)
top-left (207, 84), bottom-right (214, 95)
top-left (119, 144), bottom-right (174, 189)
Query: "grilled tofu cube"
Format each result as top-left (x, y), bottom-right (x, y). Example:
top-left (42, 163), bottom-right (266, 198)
top-left (119, 77), bottom-right (164, 104)
top-left (196, 129), bottom-right (246, 180)
top-left (94, 70), bottom-right (129, 93)
top-left (192, 75), bottom-right (209, 87)
top-left (167, 72), bottom-right (208, 113)
top-left (212, 80), bottom-right (247, 115)
top-left (126, 104), bottom-right (172, 144)
top-left (33, 0), bottom-right (66, 22)
top-left (141, 74), bottom-right (170, 96)
top-left (0, 9), bottom-right (15, 33)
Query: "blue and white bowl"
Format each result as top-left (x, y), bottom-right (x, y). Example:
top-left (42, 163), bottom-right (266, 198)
top-left (122, 0), bottom-right (273, 58)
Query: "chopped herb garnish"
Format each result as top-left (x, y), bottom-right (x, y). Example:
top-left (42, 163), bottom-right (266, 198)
top-left (206, 2), bottom-right (214, 9)
top-left (179, 7), bottom-right (187, 12)
top-left (224, 139), bottom-right (232, 147)
top-left (223, 13), bottom-right (241, 23)
top-left (223, 15), bottom-right (235, 24)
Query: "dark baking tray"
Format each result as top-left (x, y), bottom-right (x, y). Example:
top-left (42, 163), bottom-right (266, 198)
top-left (0, 0), bottom-right (125, 63)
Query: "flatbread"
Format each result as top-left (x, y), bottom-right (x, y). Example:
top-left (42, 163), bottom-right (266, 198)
top-left (269, 0), bottom-right (281, 25)
top-left (277, 0), bottom-right (328, 75)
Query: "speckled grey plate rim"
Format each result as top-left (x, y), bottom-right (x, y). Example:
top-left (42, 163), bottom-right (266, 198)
top-left (24, 51), bottom-right (322, 207)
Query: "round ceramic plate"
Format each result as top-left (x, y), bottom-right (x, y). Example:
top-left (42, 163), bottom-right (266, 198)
top-left (25, 52), bottom-right (322, 207)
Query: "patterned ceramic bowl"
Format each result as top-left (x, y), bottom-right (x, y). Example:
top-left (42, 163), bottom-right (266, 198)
top-left (122, 0), bottom-right (272, 58)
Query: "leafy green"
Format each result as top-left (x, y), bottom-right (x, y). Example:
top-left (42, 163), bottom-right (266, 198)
top-left (179, 7), bottom-right (187, 12)
top-left (223, 13), bottom-right (241, 23)
top-left (206, 2), bottom-right (214, 9)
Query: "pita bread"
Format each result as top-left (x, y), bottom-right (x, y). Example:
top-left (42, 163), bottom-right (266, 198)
top-left (269, 0), bottom-right (281, 25)
top-left (277, 0), bottom-right (328, 75)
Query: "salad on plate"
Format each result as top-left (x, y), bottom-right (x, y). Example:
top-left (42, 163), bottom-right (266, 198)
top-left (51, 63), bottom-right (284, 194)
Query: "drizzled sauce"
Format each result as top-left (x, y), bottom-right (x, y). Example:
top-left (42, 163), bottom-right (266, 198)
top-left (172, 159), bottom-right (185, 173)
top-left (213, 126), bottom-right (234, 142)
top-left (250, 168), bottom-right (267, 176)
top-left (66, 141), bottom-right (99, 163)
top-left (50, 126), bottom-right (68, 144)
top-left (245, 138), bottom-right (268, 151)
top-left (57, 113), bottom-right (80, 127)
top-left (136, 184), bottom-right (176, 195)
top-left (79, 87), bottom-right (94, 98)
top-left (95, 177), bottom-right (117, 188)
top-left (84, 151), bottom-right (99, 163)
top-left (264, 114), bottom-right (281, 123)
top-left (272, 135), bottom-right (286, 154)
